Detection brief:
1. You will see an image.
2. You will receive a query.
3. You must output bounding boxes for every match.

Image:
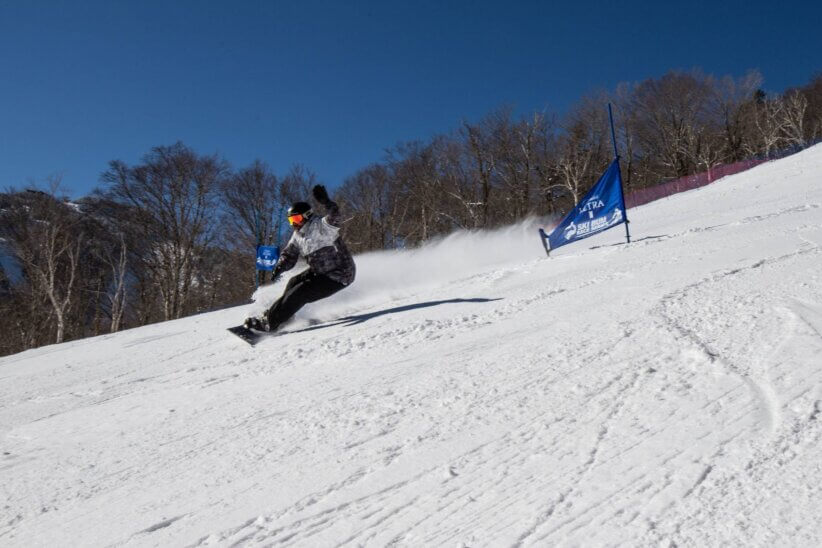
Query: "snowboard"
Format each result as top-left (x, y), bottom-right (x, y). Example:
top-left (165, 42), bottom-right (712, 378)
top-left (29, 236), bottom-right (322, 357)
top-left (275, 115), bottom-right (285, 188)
top-left (228, 317), bottom-right (326, 346)
top-left (227, 325), bottom-right (274, 346)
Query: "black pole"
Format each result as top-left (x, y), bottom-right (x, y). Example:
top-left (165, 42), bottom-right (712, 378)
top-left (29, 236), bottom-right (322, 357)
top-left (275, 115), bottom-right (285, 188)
top-left (608, 103), bottom-right (631, 244)
top-left (608, 103), bottom-right (619, 160)
top-left (275, 205), bottom-right (284, 248)
top-left (254, 209), bottom-right (262, 289)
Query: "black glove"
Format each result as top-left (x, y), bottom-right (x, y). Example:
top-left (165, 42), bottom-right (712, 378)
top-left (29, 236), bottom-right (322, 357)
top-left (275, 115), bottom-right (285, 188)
top-left (312, 184), bottom-right (330, 205)
top-left (270, 269), bottom-right (281, 284)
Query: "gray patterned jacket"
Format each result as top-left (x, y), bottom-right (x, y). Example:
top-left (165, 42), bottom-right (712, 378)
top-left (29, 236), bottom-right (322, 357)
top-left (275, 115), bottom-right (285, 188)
top-left (274, 200), bottom-right (356, 285)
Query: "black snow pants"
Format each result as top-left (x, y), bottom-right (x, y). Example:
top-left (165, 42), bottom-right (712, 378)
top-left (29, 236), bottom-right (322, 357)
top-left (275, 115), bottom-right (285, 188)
top-left (266, 270), bottom-right (347, 330)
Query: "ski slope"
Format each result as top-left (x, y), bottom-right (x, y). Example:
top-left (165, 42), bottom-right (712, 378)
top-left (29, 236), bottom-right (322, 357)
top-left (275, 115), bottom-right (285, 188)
top-left (2, 145), bottom-right (822, 547)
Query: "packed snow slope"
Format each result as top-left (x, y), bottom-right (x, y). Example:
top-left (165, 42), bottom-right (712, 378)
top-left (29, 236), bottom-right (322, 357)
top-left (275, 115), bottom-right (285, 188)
top-left (3, 146), bottom-right (822, 548)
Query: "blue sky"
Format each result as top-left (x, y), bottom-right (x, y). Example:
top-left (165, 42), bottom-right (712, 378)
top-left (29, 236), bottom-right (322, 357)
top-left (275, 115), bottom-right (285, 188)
top-left (1, 0), bottom-right (820, 198)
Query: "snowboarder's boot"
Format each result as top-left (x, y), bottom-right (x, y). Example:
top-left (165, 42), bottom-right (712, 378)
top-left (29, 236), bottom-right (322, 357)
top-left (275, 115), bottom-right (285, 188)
top-left (244, 317), bottom-right (270, 332)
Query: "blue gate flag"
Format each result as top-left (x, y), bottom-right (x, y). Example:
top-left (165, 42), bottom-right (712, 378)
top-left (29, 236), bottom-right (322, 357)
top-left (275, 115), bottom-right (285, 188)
top-left (255, 245), bottom-right (279, 271)
top-left (541, 159), bottom-right (627, 252)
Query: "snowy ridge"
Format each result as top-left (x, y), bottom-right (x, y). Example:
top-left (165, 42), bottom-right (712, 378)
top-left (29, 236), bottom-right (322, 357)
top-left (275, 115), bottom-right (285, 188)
top-left (2, 145), bottom-right (822, 547)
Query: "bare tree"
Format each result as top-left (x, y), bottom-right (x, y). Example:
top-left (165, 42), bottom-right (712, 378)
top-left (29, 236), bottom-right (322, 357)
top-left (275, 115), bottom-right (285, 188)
top-left (751, 95), bottom-right (787, 158)
top-left (221, 160), bottom-right (281, 250)
top-left (3, 181), bottom-right (83, 343)
top-left (102, 143), bottom-right (226, 321)
top-left (461, 117), bottom-right (498, 228)
top-left (555, 97), bottom-right (610, 204)
top-left (802, 74), bottom-right (822, 140)
top-left (711, 71), bottom-right (762, 162)
top-left (428, 134), bottom-right (479, 231)
top-left (219, 160), bottom-right (285, 288)
top-left (339, 164), bottom-right (397, 251)
top-left (556, 135), bottom-right (594, 205)
top-left (36, 224), bottom-right (82, 344)
top-left (510, 113), bottom-right (544, 218)
top-left (531, 115), bottom-right (561, 216)
top-left (490, 110), bottom-right (528, 221)
top-left (782, 90), bottom-right (809, 147)
top-left (104, 233), bottom-right (128, 333)
top-left (280, 164), bottom-right (318, 206)
top-left (611, 83), bottom-right (643, 189)
top-left (630, 71), bottom-right (717, 178)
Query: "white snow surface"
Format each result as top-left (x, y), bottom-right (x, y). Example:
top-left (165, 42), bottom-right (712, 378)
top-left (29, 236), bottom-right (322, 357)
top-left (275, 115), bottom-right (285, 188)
top-left (3, 146), bottom-right (822, 547)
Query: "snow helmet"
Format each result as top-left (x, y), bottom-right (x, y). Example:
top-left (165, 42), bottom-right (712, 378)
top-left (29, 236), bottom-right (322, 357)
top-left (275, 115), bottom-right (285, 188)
top-left (287, 201), bottom-right (312, 227)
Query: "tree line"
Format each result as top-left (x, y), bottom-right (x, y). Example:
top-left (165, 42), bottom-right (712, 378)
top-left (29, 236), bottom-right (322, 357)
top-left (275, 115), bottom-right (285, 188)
top-left (1, 69), bottom-right (820, 356)
top-left (335, 70), bottom-right (821, 250)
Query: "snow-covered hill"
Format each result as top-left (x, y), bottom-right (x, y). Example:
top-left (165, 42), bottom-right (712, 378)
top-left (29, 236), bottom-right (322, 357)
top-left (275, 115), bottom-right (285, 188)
top-left (2, 146), bottom-right (822, 547)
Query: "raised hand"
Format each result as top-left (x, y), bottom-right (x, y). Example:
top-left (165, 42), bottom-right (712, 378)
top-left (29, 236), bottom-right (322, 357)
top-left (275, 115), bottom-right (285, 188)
top-left (312, 184), bottom-right (330, 204)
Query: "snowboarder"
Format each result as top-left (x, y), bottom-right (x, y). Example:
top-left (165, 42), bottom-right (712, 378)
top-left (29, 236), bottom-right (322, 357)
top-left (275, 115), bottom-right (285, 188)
top-left (244, 185), bottom-right (355, 333)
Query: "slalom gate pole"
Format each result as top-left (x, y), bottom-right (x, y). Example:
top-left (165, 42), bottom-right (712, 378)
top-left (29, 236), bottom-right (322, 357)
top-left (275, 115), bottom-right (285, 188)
top-left (608, 103), bottom-right (631, 244)
top-left (276, 205), bottom-right (284, 248)
top-left (254, 210), bottom-right (261, 289)
top-left (608, 103), bottom-right (619, 160)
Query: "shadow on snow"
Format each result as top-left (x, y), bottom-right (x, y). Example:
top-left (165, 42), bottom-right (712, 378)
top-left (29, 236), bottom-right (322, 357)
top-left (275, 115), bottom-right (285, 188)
top-left (291, 297), bottom-right (503, 333)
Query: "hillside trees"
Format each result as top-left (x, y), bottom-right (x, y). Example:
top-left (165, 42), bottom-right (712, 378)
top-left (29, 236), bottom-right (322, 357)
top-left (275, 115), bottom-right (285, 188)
top-left (336, 109), bottom-right (564, 253)
top-left (712, 71), bottom-right (762, 162)
top-left (627, 71), bottom-right (720, 179)
top-left (461, 118), bottom-right (497, 228)
top-left (335, 69), bottom-right (822, 258)
top-left (554, 97), bottom-right (611, 204)
top-left (78, 197), bottom-right (135, 332)
top-left (221, 160), bottom-right (281, 250)
top-left (3, 185), bottom-right (85, 344)
top-left (336, 163), bottom-right (409, 250)
top-left (0, 185), bottom-right (87, 347)
top-left (782, 90), bottom-right (810, 147)
top-left (101, 143), bottom-right (226, 321)
top-left (0, 148), bottom-right (330, 356)
top-left (787, 73), bottom-right (822, 144)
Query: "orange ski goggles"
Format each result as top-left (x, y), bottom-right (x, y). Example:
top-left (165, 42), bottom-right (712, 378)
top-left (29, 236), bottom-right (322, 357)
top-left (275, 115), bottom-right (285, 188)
top-left (287, 213), bottom-right (306, 226)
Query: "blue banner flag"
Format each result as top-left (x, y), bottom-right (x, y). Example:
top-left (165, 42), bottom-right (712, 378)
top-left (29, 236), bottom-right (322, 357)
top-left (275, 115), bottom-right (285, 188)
top-left (255, 245), bottom-right (279, 271)
top-left (540, 159), bottom-right (627, 253)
